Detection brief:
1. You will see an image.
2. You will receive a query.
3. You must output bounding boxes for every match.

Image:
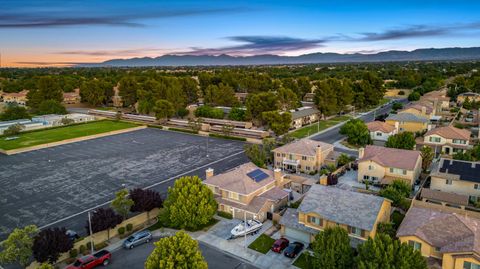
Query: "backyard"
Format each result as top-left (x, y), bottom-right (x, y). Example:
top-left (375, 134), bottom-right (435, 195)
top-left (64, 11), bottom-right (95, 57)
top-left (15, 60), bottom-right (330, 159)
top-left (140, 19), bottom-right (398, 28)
top-left (291, 115), bottom-right (351, 139)
top-left (0, 120), bottom-right (139, 150)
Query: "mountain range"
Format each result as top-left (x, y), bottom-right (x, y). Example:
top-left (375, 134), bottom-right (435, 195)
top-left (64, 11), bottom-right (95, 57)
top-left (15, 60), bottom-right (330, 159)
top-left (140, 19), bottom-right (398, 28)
top-left (78, 47), bottom-right (480, 67)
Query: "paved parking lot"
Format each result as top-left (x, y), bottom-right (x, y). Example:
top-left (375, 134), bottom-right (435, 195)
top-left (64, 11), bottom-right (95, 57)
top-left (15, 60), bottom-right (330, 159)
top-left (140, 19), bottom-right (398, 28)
top-left (0, 128), bottom-right (248, 239)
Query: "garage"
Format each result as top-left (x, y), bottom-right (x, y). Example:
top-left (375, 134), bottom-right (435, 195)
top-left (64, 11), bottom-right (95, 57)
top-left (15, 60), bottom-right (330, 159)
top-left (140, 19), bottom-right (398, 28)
top-left (284, 227), bottom-right (311, 244)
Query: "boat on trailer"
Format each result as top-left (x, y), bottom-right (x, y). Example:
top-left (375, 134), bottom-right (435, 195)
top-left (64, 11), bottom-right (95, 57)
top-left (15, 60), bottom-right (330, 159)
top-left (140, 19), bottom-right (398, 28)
top-left (230, 220), bottom-right (263, 239)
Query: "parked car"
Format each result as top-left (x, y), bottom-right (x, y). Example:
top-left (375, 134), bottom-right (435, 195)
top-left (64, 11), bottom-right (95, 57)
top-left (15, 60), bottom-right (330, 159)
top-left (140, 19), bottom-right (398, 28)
top-left (66, 250), bottom-right (111, 269)
top-left (271, 238), bottom-right (289, 253)
top-left (123, 230), bottom-right (152, 249)
top-left (284, 242), bottom-right (304, 258)
top-left (66, 230), bottom-right (79, 242)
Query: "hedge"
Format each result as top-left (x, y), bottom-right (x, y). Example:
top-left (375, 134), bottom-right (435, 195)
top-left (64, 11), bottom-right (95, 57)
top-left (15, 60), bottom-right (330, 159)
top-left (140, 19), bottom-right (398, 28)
top-left (217, 211), bottom-right (233, 219)
top-left (209, 133), bottom-right (247, 141)
top-left (168, 127), bottom-right (198, 134)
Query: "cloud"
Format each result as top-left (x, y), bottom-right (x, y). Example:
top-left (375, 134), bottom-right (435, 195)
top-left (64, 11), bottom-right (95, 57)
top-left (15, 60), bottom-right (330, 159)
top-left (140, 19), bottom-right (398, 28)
top-left (52, 48), bottom-right (175, 56)
top-left (14, 61), bottom-right (83, 66)
top-left (0, 6), bottom-right (250, 28)
top-left (177, 36), bottom-right (327, 56)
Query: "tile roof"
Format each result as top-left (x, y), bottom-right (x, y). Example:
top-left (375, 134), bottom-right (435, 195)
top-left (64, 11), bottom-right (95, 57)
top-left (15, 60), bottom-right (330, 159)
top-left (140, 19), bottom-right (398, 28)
top-left (359, 145), bottom-right (421, 170)
top-left (397, 206), bottom-right (480, 255)
top-left (203, 162), bottom-right (275, 195)
top-left (258, 186), bottom-right (289, 201)
top-left (290, 107), bottom-right (319, 120)
top-left (366, 121), bottom-right (396, 133)
top-left (400, 103), bottom-right (434, 115)
top-left (425, 125), bottom-right (471, 140)
top-left (298, 185), bottom-right (387, 231)
top-left (386, 112), bottom-right (429, 123)
top-left (273, 138), bottom-right (333, 157)
top-left (420, 188), bottom-right (470, 206)
top-left (214, 195), bottom-right (268, 214)
top-left (279, 208), bottom-right (319, 234)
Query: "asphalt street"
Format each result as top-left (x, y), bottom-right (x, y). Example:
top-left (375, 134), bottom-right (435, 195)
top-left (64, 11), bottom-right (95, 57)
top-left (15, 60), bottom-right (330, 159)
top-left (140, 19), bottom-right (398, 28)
top-left (0, 128), bottom-right (249, 240)
top-left (109, 240), bottom-right (258, 269)
top-left (310, 98), bottom-right (408, 156)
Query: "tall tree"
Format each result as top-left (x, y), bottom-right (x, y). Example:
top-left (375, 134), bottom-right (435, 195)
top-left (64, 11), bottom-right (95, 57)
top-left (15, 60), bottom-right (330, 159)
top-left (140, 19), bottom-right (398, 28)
top-left (27, 76), bottom-right (64, 112)
top-left (314, 80), bottom-right (338, 116)
top-left (356, 234), bottom-right (427, 269)
top-left (37, 100), bottom-right (67, 115)
top-left (245, 92), bottom-right (279, 123)
top-left (86, 208), bottom-right (122, 240)
top-left (0, 104), bottom-right (30, 120)
top-left (339, 119), bottom-right (372, 146)
top-left (163, 176), bottom-right (217, 230)
top-left (145, 231), bottom-right (207, 269)
top-left (244, 144), bottom-right (267, 168)
top-left (118, 76), bottom-right (139, 107)
top-left (130, 188), bottom-right (163, 222)
top-left (336, 79), bottom-right (354, 111)
top-left (111, 188), bottom-right (134, 220)
top-left (0, 225), bottom-right (38, 268)
top-left (153, 99), bottom-right (175, 122)
top-left (420, 146), bottom-right (434, 172)
top-left (311, 227), bottom-right (354, 269)
top-left (262, 111), bottom-right (292, 136)
top-left (385, 132), bottom-right (416, 150)
top-left (277, 87), bottom-right (299, 110)
top-left (179, 77), bottom-right (199, 105)
top-left (32, 227), bottom-right (73, 264)
top-left (204, 83), bottom-right (238, 107)
top-left (80, 80), bottom-right (106, 106)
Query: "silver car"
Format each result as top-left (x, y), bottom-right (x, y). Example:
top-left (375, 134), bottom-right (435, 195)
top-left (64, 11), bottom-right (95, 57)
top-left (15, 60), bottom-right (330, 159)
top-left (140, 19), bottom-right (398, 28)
top-left (123, 230), bottom-right (152, 249)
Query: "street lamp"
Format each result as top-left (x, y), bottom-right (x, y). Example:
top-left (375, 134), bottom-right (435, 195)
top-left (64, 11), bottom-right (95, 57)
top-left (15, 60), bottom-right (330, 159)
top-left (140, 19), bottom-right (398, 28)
top-left (206, 136), bottom-right (209, 158)
top-left (88, 210), bottom-right (97, 254)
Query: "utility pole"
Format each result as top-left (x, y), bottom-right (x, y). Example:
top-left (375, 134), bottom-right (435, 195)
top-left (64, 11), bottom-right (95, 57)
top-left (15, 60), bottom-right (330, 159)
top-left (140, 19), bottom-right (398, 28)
top-left (244, 211), bottom-right (247, 249)
top-left (88, 211), bottom-right (94, 254)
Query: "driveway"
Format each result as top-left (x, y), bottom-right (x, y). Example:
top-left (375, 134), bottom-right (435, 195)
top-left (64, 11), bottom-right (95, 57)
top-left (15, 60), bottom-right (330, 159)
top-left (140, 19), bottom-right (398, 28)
top-left (337, 170), bottom-right (380, 192)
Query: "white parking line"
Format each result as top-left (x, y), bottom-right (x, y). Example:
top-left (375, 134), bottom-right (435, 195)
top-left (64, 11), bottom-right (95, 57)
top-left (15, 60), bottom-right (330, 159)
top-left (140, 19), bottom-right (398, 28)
top-left (38, 150), bottom-right (245, 230)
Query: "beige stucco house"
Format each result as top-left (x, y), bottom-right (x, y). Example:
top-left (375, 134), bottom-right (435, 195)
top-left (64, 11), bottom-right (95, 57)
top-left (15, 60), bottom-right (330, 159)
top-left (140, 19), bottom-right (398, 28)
top-left (417, 125), bottom-right (472, 156)
top-left (397, 206), bottom-right (480, 269)
top-left (385, 112), bottom-right (430, 133)
top-left (2, 90), bottom-right (29, 106)
top-left (272, 139), bottom-right (334, 174)
top-left (366, 121), bottom-right (398, 142)
top-left (398, 102), bottom-right (435, 119)
top-left (420, 90), bottom-right (450, 113)
top-left (203, 163), bottom-right (289, 222)
top-left (457, 92), bottom-right (480, 104)
top-left (358, 145), bottom-right (422, 186)
top-left (290, 107), bottom-right (320, 129)
top-left (430, 158), bottom-right (480, 204)
top-left (279, 184), bottom-right (391, 246)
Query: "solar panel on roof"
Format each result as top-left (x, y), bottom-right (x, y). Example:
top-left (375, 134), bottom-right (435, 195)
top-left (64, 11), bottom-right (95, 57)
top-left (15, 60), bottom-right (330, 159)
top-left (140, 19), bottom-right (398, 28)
top-left (247, 169), bottom-right (269, 182)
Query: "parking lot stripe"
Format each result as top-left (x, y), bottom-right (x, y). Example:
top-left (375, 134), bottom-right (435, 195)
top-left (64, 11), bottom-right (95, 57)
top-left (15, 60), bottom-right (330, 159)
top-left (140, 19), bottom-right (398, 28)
top-left (38, 149), bottom-right (245, 230)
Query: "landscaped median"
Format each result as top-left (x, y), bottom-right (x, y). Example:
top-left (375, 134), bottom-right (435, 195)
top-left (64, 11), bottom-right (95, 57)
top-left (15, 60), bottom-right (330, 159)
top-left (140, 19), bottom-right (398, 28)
top-left (290, 115), bottom-right (351, 139)
top-left (0, 120), bottom-right (142, 154)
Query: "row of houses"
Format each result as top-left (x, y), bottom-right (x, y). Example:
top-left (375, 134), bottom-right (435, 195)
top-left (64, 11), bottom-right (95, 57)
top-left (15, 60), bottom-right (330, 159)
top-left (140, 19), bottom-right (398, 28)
top-left (0, 88), bottom-right (81, 106)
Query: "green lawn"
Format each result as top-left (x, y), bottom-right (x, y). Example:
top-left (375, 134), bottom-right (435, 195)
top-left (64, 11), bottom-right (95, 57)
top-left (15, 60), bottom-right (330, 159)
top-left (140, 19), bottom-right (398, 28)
top-left (248, 234), bottom-right (275, 254)
top-left (290, 115), bottom-right (351, 139)
top-left (293, 252), bottom-right (314, 269)
top-left (0, 120), bottom-right (139, 150)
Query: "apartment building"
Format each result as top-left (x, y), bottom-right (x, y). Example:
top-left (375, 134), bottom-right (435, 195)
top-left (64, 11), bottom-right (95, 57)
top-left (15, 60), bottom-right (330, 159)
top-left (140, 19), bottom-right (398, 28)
top-left (290, 107), bottom-right (320, 129)
top-left (385, 112), bottom-right (429, 133)
top-left (1, 90), bottom-right (29, 106)
top-left (457, 92), bottom-right (480, 104)
top-left (417, 125), bottom-right (472, 156)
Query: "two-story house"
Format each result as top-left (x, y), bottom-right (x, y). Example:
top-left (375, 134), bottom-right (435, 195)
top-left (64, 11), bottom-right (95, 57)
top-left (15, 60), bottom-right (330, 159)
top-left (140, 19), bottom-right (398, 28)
top-left (457, 92), bottom-right (480, 104)
top-left (397, 206), bottom-right (480, 269)
top-left (398, 102), bottom-right (435, 119)
top-left (385, 112), bottom-right (430, 133)
top-left (279, 184), bottom-right (391, 246)
top-left (290, 107), bottom-right (320, 129)
top-left (357, 145), bottom-right (422, 186)
top-left (420, 90), bottom-right (450, 113)
top-left (272, 139), bottom-right (334, 174)
top-left (366, 121), bottom-right (398, 142)
top-left (430, 158), bottom-right (480, 204)
top-left (417, 125), bottom-right (472, 156)
top-left (2, 90), bottom-right (29, 106)
top-left (203, 163), bottom-right (289, 222)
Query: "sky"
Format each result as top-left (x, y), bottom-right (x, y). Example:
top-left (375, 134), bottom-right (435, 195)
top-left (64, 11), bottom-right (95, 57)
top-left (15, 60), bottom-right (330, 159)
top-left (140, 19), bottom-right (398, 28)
top-left (1, 0), bottom-right (479, 67)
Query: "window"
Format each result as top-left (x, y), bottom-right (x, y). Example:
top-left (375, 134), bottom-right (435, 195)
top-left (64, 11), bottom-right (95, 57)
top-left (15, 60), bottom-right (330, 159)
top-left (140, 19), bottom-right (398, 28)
top-left (408, 240), bottom-right (422, 251)
top-left (228, 192), bottom-right (239, 200)
top-left (307, 215), bottom-right (323, 226)
top-left (453, 148), bottom-right (463, 153)
top-left (376, 132), bottom-right (382, 136)
top-left (363, 175), bottom-right (370, 180)
top-left (289, 154), bottom-right (293, 160)
top-left (281, 153), bottom-right (285, 157)
top-left (302, 156), bottom-right (307, 160)
top-left (453, 139), bottom-right (467, 144)
top-left (306, 166), bottom-right (311, 171)
top-left (429, 136), bottom-right (441, 143)
top-left (389, 167), bottom-right (407, 175)
top-left (464, 261), bottom-right (480, 269)
top-left (368, 165), bottom-right (375, 170)
top-left (434, 247), bottom-right (441, 252)
top-left (446, 179), bottom-right (452, 185)
top-left (475, 184), bottom-right (479, 190)
top-left (350, 226), bottom-right (363, 237)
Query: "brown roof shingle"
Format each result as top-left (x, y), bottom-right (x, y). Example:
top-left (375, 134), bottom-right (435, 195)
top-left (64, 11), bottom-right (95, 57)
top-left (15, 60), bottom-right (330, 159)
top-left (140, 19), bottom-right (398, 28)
top-left (366, 121), bottom-right (396, 133)
top-left (273, 138), bottom-right (333, 156)
top-left (359, 145), bottom-right (421, 170)
top-left (425, 125), bottom-right (471, 140)
top-left (421, 188), bottom-right (470, 206)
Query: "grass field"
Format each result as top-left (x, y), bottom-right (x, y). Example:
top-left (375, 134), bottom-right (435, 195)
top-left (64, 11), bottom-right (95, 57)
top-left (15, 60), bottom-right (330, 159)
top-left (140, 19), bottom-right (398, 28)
top-left (248, 234), bottom-right (275, 254)
top-left (292, 252), bottom-right (314, 269)
top-left (0, 120), bottom-right (139, 150)
top-left (290, 115), bottom-right (351, 139)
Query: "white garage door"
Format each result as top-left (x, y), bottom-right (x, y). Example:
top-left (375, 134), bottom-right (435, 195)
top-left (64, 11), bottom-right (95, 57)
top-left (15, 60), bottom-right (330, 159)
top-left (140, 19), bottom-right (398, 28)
top-left (285, 227), bottom-right (311, 244)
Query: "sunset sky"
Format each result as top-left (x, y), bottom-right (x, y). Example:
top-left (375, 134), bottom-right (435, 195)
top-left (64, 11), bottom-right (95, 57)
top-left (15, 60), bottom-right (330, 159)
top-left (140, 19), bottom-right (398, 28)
top-left (1, 0), bottom-right (480, 67)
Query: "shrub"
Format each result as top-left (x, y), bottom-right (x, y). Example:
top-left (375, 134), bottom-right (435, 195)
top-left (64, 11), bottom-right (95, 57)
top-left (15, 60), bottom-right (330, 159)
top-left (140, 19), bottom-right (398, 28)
top-left (289, 200), bottom-right (302, 209)
top-left (126, 223), bottom-right (133, 232)
top-left (398, 90), bottom-right (405, 95)
top-left (79, 245), bottom-right (88, 255)
top-left (118, 227), bottom-right (125, 235)
top-left (217, 211), bottom-right (233, 219)
top-left (3, 123), bottom-right (24, 136)
top-left (168, 127), bottom-right (198, 134)
top-left (69, 248), bottom-right (78, 258)
top-left (194, 106), bottom-right (224, 119)
top-left (94, 241), bottom-right (108, 251)
top-left (86, 242), bottom-right (93, 251)
top-left (209, 133), bottom-right (246, 141)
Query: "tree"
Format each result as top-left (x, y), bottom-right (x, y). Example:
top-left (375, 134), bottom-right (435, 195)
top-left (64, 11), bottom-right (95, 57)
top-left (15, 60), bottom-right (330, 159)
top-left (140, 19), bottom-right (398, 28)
top-left (194, 106), bottom-right (224, 119)
top-left (86, 208), bottom-right (122, 240)
top-left (385, 132), bottom-right (416, 150)
top-left (80, 80), bottom-right (108, 106)
top-left (32, 227), bottom-right (73, 264)
top-left (339, 119), bottom-right (372, 146)
top-left (3, 123), bottom-right (24, 136)
top-left (337, 153), bottom-right (353, 166)
top-left (408, 91), bottom-right (421, 101)
top-left (244, 144), bottom-right (267, 168)
top-left (37, 100), bottom-right (67, 115)
top-left (420, 146), bottom-right (434, 172)
top-left (314, 80), bottom-right (339, 116)
top-left (203, 83), bottom-right (238, 107)
top-left (245, 92), bottom-right (278, 123)
top-left (37, 263), bottom-right (55, 269)
top-left (154, 99), bottom-right (175, 122)
top-left (27, 76), bottom-right (63, 111)
top-left (356, 234), bottom-right (427, 269)
top-left (0, 104), bottom-right (30, 120)
top-left (379, 180), bottom-right (411, 207)
top-left (60, 117), bottom-right (75, 125)
top-left (177, 107), bottom-right (189, 119)
top-left (145, 231), bottom-right (207, 269)
top-left (111, 188), bottom-right (134, 220)
top-left (262, 111), bottom-right (292, 136)
top-left (228, 107), bottom-right (246, 121)
top-left (130, 188), bottom-right (163, 222)
top-left (311, 227), bottom-right (354, 269)
top-left (392, 102), bottom-right (404, 111)
top-left (0, 225), bottom-right (38, 267)
top-left (118, 76), bottom-right (139, 107)
top-left (277, 87), bottom-right (299, 110)
top-left (163, 176), bottom-right (217, 230)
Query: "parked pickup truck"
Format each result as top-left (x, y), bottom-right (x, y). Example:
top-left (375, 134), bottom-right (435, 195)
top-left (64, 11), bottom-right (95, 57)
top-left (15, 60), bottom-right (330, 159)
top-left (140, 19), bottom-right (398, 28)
top-left (66, 250), bottom-right (111, 269)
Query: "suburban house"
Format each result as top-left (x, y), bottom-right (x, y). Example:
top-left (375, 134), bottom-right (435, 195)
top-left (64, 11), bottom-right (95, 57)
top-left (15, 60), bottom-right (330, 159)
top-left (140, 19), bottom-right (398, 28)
top-left (397, 206), bottom-right (480, 269)
top-left (457, 92), bottom-right (480, 104)
top-left (279, 184), bottom-right (391, 246)
top-left (366, 121), bottom-right (398, 142)
top-left (357, 145), bottom-right (422, 186)
top-left (272, 138), bottom-right (334, 174)
top-left (399, 102), bottom-right (435, 119)
top-left (290, 107), bottom-right (320, 129)
top-left (63, 88), bottom-right (81, 104)
top-left (430, 158), bottom-right (480, 204)
top-left (203, 163), bottom-right (289, 222)
top-left (302, 92), bottom-right (315, 103)
top-left (420, 90), bottom-right (451, 113)
top-left (1, 90), bottom-right (29, 106)
top-left (385, 112), bottom-right (429, 133)
top-left (234, 92), bottom-right (248, 103)
top-left (416, 125), bottom-right (472, 156)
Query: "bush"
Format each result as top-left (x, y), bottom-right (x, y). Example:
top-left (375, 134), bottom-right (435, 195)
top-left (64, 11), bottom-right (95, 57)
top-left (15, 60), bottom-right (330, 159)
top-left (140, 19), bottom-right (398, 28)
top-left (194, 106), bottom-right (224, 119)
top-left (69, 248), bottom-right (78, 258)
top-left (94, 241), bottom-right (108, 251)
top-left (177, 107), bottom-right (189, 119)
top-left (86, 242), bottom-right (93, 251)
top-left (398, 90), bottom-right (405, 95)
top-left (209, 133), bottom-right (246, 141)
top-left (168, 127), bottom-right (198, 134)
top-left (79, 245), bottom-right (88, 255)
top-left (126, 223), bottom-right (133, 232)
top-left (289, 200), bottom-right (302, 209)
top-left (118, 227), bottom-right (125, 235)
top-left (392, 211), bottom-right (405, 229)
top-left (217, 211), bottom-right (233, 219)
top-left (3, 123), bottom-right (24, 136)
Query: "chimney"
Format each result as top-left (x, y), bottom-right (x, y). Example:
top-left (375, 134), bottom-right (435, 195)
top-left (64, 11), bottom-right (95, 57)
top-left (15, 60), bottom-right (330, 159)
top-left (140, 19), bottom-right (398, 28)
top-left (421, 106), bottom-right (427, 115)
top-left (394, 122), bottom-right (399, 133)
top-left (205, 168), bottom-right (214, 179)
top-left (359, 147), bottom-right (365, 158)
top-left (274, 168), bottom-right (284, 187)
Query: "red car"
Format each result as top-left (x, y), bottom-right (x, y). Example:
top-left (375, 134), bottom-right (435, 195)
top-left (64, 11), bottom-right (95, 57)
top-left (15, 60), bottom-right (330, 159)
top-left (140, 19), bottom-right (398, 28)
top-left (66, 250), bottom-right (111, 269)
top-left (271, 238), bottom-right (289, 253)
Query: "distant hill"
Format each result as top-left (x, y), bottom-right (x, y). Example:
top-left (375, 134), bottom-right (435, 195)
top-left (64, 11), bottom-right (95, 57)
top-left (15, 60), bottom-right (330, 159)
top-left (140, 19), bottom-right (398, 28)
top-left (78, 47), bottom-right (480, 67)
